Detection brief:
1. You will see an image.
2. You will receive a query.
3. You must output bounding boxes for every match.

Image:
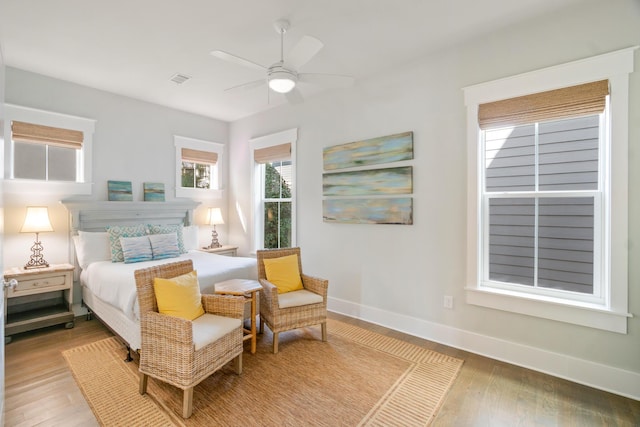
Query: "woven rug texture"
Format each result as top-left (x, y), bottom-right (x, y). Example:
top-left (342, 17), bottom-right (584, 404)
top-left (63, 318), bottom-right (463, 426)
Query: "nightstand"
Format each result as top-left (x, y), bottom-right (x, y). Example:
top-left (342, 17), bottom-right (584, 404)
top-left (199, 245), bottom-right (238, 257)
top-left (4, 263), bottom-right (75, 343)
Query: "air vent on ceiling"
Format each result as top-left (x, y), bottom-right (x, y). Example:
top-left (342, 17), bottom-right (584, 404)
top-left (170, 73), bottom-right (191, 85)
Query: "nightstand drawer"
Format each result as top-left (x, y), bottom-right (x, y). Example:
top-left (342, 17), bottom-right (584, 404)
top-left (12, 274), bottom-right (67, 294)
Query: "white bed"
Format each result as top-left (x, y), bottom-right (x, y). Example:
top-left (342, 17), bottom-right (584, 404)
top-left (61, 200), bottom-right (257, 351)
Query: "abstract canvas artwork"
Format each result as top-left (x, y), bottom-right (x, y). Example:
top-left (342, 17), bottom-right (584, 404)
top-left (323, 166), bottom-right (413, 196)
top-left (107, 180), bottom-right (133, 201)
top-left (143, 182), bottom-right (165, 202)
top-left (323, 197), bottom-right (413, 225)
top-left (323, 131), bottom-right (413, 171)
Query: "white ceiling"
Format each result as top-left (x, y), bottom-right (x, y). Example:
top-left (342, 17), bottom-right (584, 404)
top-left (0, 0), bottom-right (584, 122)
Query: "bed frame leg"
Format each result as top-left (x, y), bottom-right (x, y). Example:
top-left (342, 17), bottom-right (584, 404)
top-left (86, 309), bottom-right (93, 321)
top-left (125, 345), bottom-right (133, 362)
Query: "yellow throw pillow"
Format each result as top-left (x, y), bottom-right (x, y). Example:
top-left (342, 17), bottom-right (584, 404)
top-left (153, 270), bottom-right (205, 320)
top-left (263, 254), bottom-right (304, 294)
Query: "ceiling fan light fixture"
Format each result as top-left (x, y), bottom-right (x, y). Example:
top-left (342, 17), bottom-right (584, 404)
top-left (268, 67), bottom-right (297, 93)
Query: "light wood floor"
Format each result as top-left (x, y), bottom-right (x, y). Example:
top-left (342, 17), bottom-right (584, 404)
top-left (4, 313), bottom-right (639, 426)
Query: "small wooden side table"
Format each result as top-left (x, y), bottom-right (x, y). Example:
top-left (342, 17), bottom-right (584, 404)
top-left (214, 279), bottom-right (262, 354)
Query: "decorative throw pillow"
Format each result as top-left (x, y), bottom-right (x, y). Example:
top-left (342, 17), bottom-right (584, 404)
top-left (154, 270), bottom-right (205, 321)
top-left (263, 254), bottom-right (304, 294)
top-left (106, 224), bottom-right (147, 263)
top-left (149, 233), bottom-right (181, 260)
top-left (147, 224), bottom-right (186, 253)
top-left (119, 236), bottom-right (153, 263)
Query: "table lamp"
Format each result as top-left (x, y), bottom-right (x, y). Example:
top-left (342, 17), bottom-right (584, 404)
top-left (20, 206), bottom-right (54, 269)
top-left (205, 207), bottom-right (224, 249)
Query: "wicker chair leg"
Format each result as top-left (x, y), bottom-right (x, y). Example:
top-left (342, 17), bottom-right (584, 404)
top-left (321, 322), bottom-right (327, 342)
top-left (139, 373), bottom-right (148, 395)
top-left (233, 353), bottom-right (243, 375)
top-left (273, 332), bottom-right (279, 354)
top-left (183, 387), bottom-right (194, 418)
top-left (259, 317), bottom-right (264, 334)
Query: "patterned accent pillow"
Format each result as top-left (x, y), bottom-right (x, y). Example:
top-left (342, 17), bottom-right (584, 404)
top-left (106, 224), bottom-right (147, 262)
top-left (119, 236), bottom-right (153, 264)
top-left (147, 224), bottom-right (186, 253)
top-left (149, 233), bottom-right (181, 260)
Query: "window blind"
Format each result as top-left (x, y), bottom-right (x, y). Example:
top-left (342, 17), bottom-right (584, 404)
top-left (478, 80), bottom-right (609, 129)
top-left (11, 121), bottom-right (84, 149)
top-left (254, 143), bottom-right (291, 164)
top-left (181, 148), bottom-right (218, 164)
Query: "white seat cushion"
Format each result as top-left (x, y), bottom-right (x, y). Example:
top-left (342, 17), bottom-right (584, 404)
top-left (278, 289), bottom-right (323, 309)
top-left (191, 313), bottom-right (241, 351)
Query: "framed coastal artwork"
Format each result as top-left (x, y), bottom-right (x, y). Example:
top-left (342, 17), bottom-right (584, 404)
top-left (322, 131), bottom-right (414, 224)
top-left (323, 166), bottom-right (412, 197)
top-left (323, 131), bottom-right (413, 171)
top-left (107, 180), bottom-right (133, 201)
top-left (143, 182), bottom-right (165, 202)
top-left (323, 197), bottom-right (413, 225)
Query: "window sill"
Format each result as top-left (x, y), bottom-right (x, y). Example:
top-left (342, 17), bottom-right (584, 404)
top-left (3, 179), bottom-right (92, 195)
top-left (465, 285), bottom-right (631, 334)
top-left (175, 187), bottom-right (223, 199)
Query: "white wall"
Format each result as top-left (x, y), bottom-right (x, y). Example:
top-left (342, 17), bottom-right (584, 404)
top-left (228, 0), bottom-right (640, 397)
top-left (3, 69), bottom-right (230, 301)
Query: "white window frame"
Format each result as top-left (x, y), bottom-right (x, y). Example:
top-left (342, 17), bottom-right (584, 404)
top-left (249, 128), bottom-right (297, 253)
top-left (463, 47), bottom-right (636, 333)
top-left (174, 135), bottom-right (223, 199)
top-left (4, 104), bottom-right (95, 195)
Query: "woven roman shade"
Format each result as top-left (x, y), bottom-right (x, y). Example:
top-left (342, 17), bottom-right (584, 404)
top-left (181, 148), bottom-right (217, 164)
top-left (478, 80), bottom-right (609, 129)
top-left (12, 121), bottom-right (83, 149)
top-left (254, 143), bottom-right (291, 164)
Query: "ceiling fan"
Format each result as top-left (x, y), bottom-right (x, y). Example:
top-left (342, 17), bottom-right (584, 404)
top-left (210, 19), bottom-right (354, 103)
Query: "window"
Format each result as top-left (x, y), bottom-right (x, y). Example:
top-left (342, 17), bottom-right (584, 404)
top-left (174, 135), bottom-right (223, 198)
top-left (463, 47), bottom-right (635, 333)
top-left (250, 129), bottom-right (297, 251)
top-left (4, 104), bottom-right (95, 194)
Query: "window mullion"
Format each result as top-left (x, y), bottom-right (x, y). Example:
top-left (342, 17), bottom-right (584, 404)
top-left (533, 122), bottom-right (539, 289)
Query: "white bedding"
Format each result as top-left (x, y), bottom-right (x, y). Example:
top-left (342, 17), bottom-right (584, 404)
top-left (80, 250), bottom-right (257, 321)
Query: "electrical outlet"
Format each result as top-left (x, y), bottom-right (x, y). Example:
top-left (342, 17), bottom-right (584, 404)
top-left (443, 295), bottom-right (453, 309)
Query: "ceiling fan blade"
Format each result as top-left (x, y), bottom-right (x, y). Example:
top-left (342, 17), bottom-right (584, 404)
top-left (210, 50), bottom-right (267, 72)
top-left (224, 79), bottom-right (266, 94)
top-left (298, 73), bottom-right (355, 88)
top-left (286, 35), bottom-right (324, 69)
top-left (285, 88), bottom-right (304, 104)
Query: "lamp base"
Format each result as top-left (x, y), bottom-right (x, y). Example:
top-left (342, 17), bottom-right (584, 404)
top-left (204, 227), bottom-right (222, 249)
top-left (24, 239), bottom-right (49, 270)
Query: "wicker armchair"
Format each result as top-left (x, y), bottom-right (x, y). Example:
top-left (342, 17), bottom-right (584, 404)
top-left (257, 247), bottom-right (329, 353)
top-left (134, 260), bottom-right (245, 418)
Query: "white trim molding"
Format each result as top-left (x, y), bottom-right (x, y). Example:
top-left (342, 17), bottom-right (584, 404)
top-left (462, 46), bottom-right (637, 333)
top-left (329, 297), bottom-right (640, 401)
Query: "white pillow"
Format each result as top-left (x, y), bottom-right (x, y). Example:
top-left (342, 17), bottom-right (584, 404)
top-left (74, 231), bottom-right (111, 269)
top-left (183, 225), bottom-right (199, 251)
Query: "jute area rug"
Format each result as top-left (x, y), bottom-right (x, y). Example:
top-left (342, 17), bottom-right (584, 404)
top-left (63, 318), bottom-right (463, 426)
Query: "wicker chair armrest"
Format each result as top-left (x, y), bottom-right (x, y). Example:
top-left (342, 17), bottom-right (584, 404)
top-left (301, 273), bottom-right (329, 298)
top-left (258, 278), bottom-right (280, 312)
top-left (140, 311), bottom-right (193, 345)
top-left (201, 294), bottom-right (245, 319)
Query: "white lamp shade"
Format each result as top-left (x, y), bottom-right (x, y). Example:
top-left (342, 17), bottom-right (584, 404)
top-left (208, 208), bottom-right (224, 225)
top-left (21, 206), bottom-right (54, 233)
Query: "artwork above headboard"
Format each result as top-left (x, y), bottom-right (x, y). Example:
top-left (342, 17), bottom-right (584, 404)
top-left (60, 200), bottom-right (200, 234)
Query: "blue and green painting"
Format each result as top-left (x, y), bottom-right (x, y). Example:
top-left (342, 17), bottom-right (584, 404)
top-left (323, 131), bottom-right (413, 171)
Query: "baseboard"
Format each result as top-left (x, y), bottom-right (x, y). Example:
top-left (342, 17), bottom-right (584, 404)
top-left (328, 297), bottom-right (640, 401)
